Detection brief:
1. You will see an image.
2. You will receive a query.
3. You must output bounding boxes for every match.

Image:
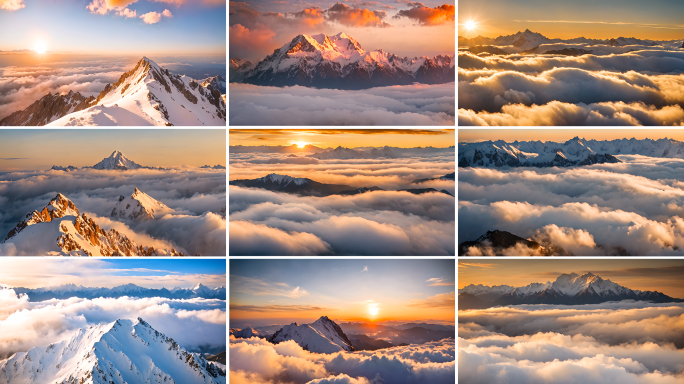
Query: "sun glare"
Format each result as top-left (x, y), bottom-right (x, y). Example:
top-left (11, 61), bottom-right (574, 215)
top-left (34, 41), bottom-right (46, 54)
top-left (465, 20), bottom-right (477, 32)
top-left (368, 304), bottom-right (379, 317)
top-left (294, 141), bottom-right (309, 148)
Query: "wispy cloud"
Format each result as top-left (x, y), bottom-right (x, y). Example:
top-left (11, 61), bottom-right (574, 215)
top-left (231, 275), bottom-right (309, 298)
top-left (407, 291), bottom-right (455, 308)
top-left (361, 266), bottom-right (369, 273)
top-left (229, 304), bottom-right (331, 312)
top-left (513, 19), bottom-right (684, 30)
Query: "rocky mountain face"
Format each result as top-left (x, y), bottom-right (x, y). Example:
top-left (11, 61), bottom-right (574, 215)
top-left (459, 272), bottom-right (683, 310)
top-left (233, 33), bottom-right (455, 89)
top-left (459, 229), bottom-right (552, 256)
top-left (0, 91), bottom-right (94, 126)
top-left (201, 75), bottom-right (226, 94)
top-left (2, 193), bottom-right (183, 256)
top-left (0, 318), bottom-right (226, 384)
top-left (229, 58), bottom-right (254, 82)
top-left (269, 316), bottom-right (354, 353)
top-left (12, 282), bottom-right (225, 301)
top-left (111, 187), bottom-right (172, 221)
top-left (50, 165), bottom-right (79, 172)
top-left (2, 57), bottom-right (226, 126)
top-left (230, 327), bottom-right (269, 339)
top-left (459, 137), bottom-right (626, 168)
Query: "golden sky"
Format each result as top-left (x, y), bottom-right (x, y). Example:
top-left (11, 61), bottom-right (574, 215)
top-left (458, 129), bottom-right (684, 143)
top-left (459, 0), bottom-right (684, 40)
top-left (459, 260), bottom-right (684, 298)
top-left (230, 259), bottom-right (455, 325)
top-left (230, 129), bottom-right (455, 148)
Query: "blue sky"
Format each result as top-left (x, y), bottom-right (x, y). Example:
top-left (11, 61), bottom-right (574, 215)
top-left (0, 129), bottom-right (226, 170)
top-left (0, 0), bottom-right (226, 54)
top-left (0, 259), bottom-right (226, 289)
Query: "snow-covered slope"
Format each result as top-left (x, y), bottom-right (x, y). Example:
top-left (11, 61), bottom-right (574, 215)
top-left (458, 137), bottom-right (632, 167)
top-left (2, 194), bottom-right (182, 256)
top-left (229, 58), bottom-right (254, 83)
top-left (111, 187), bottom-right (172, 220)
top-left (0, 318), bottom-right (225, 384)
top-left (238, 32), bottom-right (455, 89)
top-left (256, 173), bottom-right (310, 187)
top-left (269, 316), bottom-right (354, 353)
top-left (459, 272), bottom-right (683, 309)
top-left (46, 57), bottom-right (226, 126)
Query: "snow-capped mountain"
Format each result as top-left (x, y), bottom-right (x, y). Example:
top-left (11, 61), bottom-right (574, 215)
top-left (459, 137), bottom-right (626, 167)
top-left (13, 282), bottom-right (226, 301)
top-left (0, 90), bottom-right (94, 126)
top-left (494, 29), bottom-right (551, 50)
top-left (201, 164), bottom-right (227, 169)
top-left (229, 58), bottom-right (254, 82)
top-left (2, 193), bottom-right (182, 256)
top-left (50, 165), bottom-right (79, 172)
top-left (14, 57), bottom-right (226, 126)
top-left (458, 272), bottom-right (683, 310)
top-left (111, 187), bottom-right (172, 220)
top-left (458, 229), bottom-right (552, 256)
top-left (236, 33), bottom-right (455, 89)
top-left (92, 150), bottom-right (145, 170)
top-left (269, 316), bottom-right (354, 353)
top-left (0, 318), bottom-right (225, 384)
top-left (200, 75), bottom-right (226, 94)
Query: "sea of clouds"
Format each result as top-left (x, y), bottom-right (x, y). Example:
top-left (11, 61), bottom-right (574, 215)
top-left (0, 168), bottom-right (226, 256)
top-left (0, 286), bottom-right (226, 359)
top-left (459, 302), bottom-right (684, 383)
top-left (230, 152), bottom-right (455, 255)
top-left (229, 82), bottom-right (455, 126)
top-left (459, 156), bottom-right (684, 255)
top-left (230, 336), bottom-right (455, 384)
top-left (458, 50), bottom-right (684, 125)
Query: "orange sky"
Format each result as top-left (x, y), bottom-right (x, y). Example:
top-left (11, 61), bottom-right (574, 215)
top-left (459, 260), bottom-right (684, 298)
top-left (230, 129), bottom-right (455, 148)
top-left (230, 259), bottom-right (455, 326)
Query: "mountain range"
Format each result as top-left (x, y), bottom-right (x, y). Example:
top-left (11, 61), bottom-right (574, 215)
top-left (231, 317), bottom-right (455, 352)
top-left (458, 29), bottom-right (683, 54)
top-left (0, 317), bottom-right (226, 384)
top-left (459, 272), bottom-right (683, 310)
top-left (230, 173), bottom-right (454, 197)
top-left (50, 150), bottom-right (164, 171)
top-left (10, 282), bottom-right (225, 301)
top-left (0, 57), bottom-right (226, 126)
top-left (456, 136), bottom-right (684, 167)
top-left (229, 144), bottom-right (455, 156)
top-left (2, 193), bottom-right (183, 256)
top-left (230, 32), bottom-right (455, 89)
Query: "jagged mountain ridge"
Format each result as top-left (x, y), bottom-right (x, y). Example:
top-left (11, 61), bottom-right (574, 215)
top-left (11, 282), bottom-right (225, 301)
top-left (0, 318), bottom-right (226, 384)
top-left (2, 193), bottom-right (183, 256)
top-left (457, 136), bottom-right (649, 167)
top-left (1, 57), bottom-right (226, 126)
top-left (201, 75), bottom-right (226, 94)
top-left (233, 32), bottom-right (455, 89)
top-left (458, 229), bottom-right (552, 256)
top-left (52, 150), bottom-right (165, 171)
top-left (458, 272), bottom-right (683, 310)
top-left (230, 173), bottom-right (454, 197)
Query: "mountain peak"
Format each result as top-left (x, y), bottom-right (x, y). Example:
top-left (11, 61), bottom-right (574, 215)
top-left (112, 187), bottom-right (170, 221)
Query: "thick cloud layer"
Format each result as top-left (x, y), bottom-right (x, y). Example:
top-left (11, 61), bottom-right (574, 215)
top-left (0, 168), bottom-right (226, 255)
top-left (229, 82), bottom-right (455, 126)
top-left (230, 336), bottom-right (454, 384)
top-left (0, 59), bottom-right (131, 120)
top-left (458, 50), bottom-right (684, 126)
top-left (459, 159), bottom-right (684, 255)
top-left (459, 303), bottom-right (684, 383)
top-left (0, 286), bottom-right (226, 358)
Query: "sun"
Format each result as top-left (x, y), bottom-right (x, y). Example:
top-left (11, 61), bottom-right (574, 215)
top-left (34, 41), bottom-right (46, 54)
top-left (293, 141), bottom-right (309, 148)
top-left (465, 20), bottom-right (476, 32)
top-left (368, 303), bottom-right (379, 317)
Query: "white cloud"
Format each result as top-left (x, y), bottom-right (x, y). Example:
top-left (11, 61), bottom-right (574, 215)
top-left (140, 11), bottom-right (162, 24)
top-left (229, 82), bottom-right (455, 126)
top-left (0, 0), bottom-right (24, 11)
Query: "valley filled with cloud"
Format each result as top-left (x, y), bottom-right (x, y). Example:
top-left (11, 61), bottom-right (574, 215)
top-left (229, 143), bottom-right (455, 256)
